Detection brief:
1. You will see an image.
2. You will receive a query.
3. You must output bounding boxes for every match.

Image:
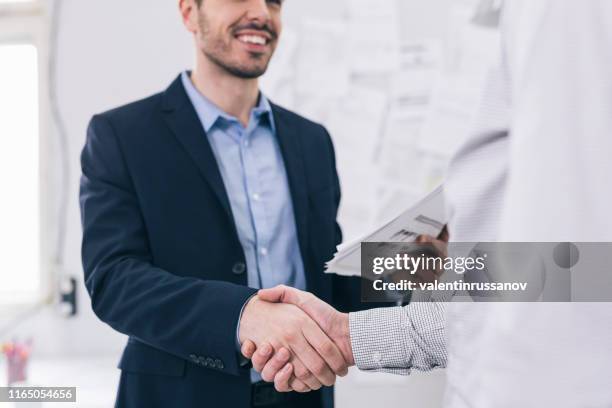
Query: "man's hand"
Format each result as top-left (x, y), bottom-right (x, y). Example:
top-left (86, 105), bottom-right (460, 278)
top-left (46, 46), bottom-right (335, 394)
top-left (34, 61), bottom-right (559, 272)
top-left (238, 295), bottom-right (348, 392)
top-left (241, 287), bottom-right (353, 392)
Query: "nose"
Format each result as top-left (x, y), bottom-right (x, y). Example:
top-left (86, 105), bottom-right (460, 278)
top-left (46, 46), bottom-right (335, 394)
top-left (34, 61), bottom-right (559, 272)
top-left (245, 0), bottom-right (271, 25)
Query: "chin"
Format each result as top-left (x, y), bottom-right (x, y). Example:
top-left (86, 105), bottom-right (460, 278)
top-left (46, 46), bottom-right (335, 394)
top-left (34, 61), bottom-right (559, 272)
top-left (226, 66), bottom-right (267, 79)
top-left (227, 60), bottom-right (270, 79)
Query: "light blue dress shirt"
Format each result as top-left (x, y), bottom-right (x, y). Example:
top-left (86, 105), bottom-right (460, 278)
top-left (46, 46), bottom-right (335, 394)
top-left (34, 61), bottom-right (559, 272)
top-left (181, 72), bottom-right (306, 380)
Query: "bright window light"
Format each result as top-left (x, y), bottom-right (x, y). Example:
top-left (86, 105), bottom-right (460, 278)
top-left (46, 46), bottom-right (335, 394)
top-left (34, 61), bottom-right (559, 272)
top-left (0, 43), bottom-right (40, 305)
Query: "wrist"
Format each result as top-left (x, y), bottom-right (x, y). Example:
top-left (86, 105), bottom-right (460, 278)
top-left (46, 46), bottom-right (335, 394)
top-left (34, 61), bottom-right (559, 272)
top-left (335, 312), bottom-right (355, 366)
top-left (238, 295), bottom-right (260, 344)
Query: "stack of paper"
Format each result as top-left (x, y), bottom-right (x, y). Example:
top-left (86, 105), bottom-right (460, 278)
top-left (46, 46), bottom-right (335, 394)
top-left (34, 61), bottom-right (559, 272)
top-left (325, 185), bottom-right (447, 277)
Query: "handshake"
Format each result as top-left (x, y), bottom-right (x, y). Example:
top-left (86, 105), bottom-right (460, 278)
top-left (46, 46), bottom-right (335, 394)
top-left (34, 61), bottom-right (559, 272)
top-left (238, 232), bottom-right (449, 392)
top-left (238, 285), bottom-right (353, 393)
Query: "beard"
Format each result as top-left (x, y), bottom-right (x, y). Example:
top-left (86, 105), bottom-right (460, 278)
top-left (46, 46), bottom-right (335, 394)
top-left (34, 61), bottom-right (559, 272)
top-left (204, 47), bottom-right (270, 79)
top-left (197, 13), bottom-right (276, 79)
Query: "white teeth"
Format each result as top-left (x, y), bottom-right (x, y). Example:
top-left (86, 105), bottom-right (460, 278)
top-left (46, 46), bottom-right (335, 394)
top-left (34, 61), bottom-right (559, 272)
top-left (238, 35), bottom-right (267, 45)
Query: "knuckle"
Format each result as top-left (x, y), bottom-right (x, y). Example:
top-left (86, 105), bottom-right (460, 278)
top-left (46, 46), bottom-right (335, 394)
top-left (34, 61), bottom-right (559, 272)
top-left (274, 375), bottom-right (290, 391)
top-left (271, 355), bottom-right (285, 368)
top-left (295, 368), bottom-right (311, 381)
top-left (261, 371), bottom-right (273, 382)
top-left (275, 381), bottom-right (289, 393)
top-left (277, 349), bottom-right (291, 363)
top-left (253, 356), bottom-right (267, 369)
top-left (309, 379), bottom-right (323, 390)
top-left (292, 382), bottom-right (308, 393)
top-left (251, 353), bottom-right (263, 364)
top-left (312, 360), bottom-right (327, 376)
top-left (320, 341), bottom-right (335, 356)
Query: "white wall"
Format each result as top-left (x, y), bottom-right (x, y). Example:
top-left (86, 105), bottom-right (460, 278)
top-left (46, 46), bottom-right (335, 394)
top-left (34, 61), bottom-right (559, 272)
top-left (1, 0), bottom-right (504, 405)
top-left (6, 0), bottom-right (195, 357)
top-left (1, 0), bottom-right (190, 357)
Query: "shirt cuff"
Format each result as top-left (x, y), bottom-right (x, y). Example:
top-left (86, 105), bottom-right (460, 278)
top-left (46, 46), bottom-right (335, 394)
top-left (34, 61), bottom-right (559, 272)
top-left (349, 306), bottom-right (410, 373)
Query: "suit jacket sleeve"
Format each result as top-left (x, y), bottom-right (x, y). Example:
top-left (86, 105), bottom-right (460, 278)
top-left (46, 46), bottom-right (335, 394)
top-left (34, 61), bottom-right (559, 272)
top-left (79, 114), bottom-right (257, 376)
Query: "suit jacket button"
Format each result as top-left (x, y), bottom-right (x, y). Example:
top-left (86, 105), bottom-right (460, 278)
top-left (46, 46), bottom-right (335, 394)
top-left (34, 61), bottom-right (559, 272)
top-left (232, 262), bottom-right (246, 275)
top-left (214, 359), bottom-right (224, 370)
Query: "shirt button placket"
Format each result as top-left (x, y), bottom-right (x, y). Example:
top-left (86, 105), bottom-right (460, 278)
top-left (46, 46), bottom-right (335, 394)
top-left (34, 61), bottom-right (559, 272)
top-left (241, 130), bottom-right (264, 286)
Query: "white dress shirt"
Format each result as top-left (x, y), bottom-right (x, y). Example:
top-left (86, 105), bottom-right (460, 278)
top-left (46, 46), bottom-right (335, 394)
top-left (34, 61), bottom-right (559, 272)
top-left (349, 1), bottom-right (612, 406)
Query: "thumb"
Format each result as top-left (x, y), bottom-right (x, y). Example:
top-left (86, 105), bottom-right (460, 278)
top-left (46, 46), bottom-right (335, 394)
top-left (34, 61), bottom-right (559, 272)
top-left (258, 285), bottom-right (304, 305)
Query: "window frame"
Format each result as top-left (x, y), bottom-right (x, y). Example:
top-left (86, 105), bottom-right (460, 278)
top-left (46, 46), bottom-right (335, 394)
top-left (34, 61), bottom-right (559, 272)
top-left (0, 0), bottom-right (54, 315)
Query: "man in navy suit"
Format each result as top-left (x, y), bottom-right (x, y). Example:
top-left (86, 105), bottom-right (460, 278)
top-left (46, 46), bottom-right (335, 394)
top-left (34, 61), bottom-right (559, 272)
top-left (79, 0), bottom-right (366, 406)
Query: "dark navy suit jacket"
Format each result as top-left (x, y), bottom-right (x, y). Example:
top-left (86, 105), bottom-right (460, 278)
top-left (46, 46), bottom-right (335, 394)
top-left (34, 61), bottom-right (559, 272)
top-left (79, 75), bottom-right (366, 407)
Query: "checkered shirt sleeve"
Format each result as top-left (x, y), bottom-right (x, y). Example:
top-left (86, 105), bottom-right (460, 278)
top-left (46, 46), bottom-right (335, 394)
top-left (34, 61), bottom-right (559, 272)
top-left (348, 302), bottom-right (447, 375)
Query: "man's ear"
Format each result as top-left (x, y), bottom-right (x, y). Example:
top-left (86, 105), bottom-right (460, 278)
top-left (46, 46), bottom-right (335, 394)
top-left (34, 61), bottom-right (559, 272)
top-left (178, 0), bottom-right (199, 34)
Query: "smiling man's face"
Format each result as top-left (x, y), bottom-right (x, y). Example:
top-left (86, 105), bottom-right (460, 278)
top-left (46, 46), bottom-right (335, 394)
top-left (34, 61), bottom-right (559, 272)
top-left (195, 0), bottom-right (283, 79)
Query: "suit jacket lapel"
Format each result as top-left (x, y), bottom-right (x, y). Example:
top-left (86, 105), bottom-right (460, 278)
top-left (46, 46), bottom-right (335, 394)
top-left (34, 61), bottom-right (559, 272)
top-left (161, 76), bottom-right (233, 220)
top-left (160, 78), bottom-right (310, 272)
top-left (272, 104), bottom-right (310, 267)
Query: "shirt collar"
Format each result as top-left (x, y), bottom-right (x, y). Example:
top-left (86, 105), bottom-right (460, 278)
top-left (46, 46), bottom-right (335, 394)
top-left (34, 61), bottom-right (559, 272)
top-left (180, 71), bottom-right (275, 134)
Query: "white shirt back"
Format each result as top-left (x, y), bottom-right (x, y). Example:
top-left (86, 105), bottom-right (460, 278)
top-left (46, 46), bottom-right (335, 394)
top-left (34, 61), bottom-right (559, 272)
top-left (444, 1), bottom-right (612, 406)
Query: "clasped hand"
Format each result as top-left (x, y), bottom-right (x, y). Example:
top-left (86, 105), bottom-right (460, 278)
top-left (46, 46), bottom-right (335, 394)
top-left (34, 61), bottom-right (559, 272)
top-left (239, 232), bottom-right (449, 392)
top-left (238, 286), bottom-right (353, 392)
